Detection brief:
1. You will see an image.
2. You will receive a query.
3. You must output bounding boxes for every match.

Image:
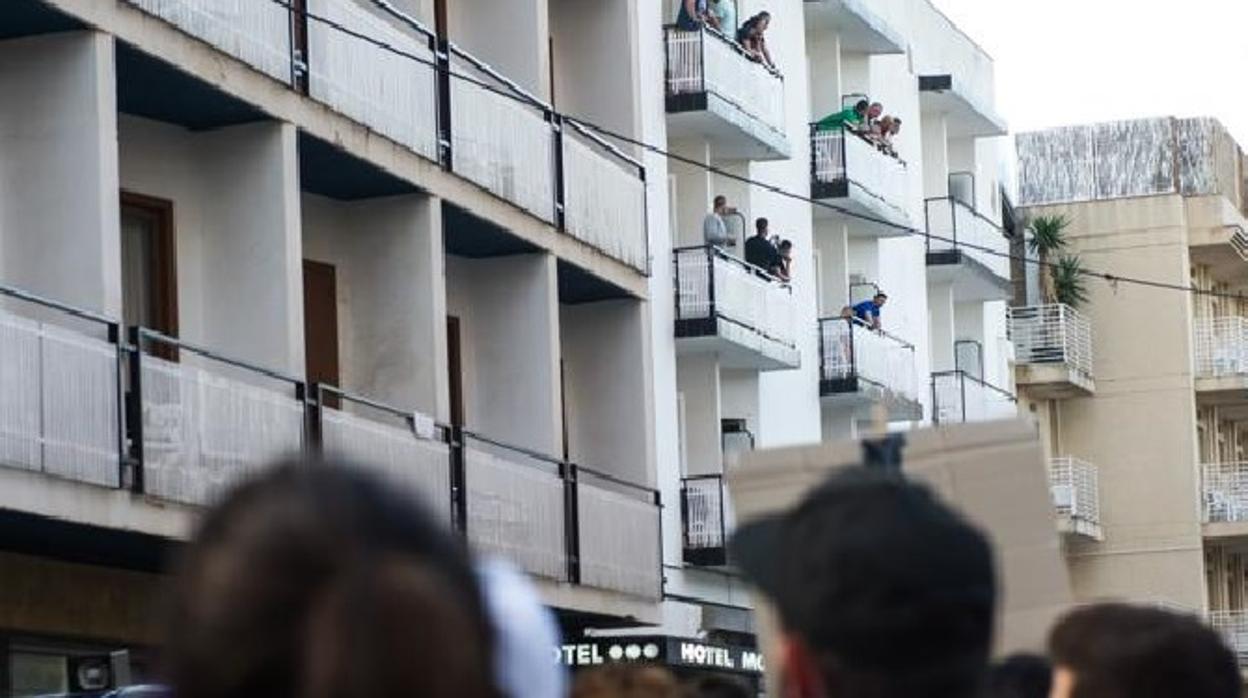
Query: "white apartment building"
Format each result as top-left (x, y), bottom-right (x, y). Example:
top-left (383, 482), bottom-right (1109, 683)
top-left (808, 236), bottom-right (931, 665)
top-left (0, 0), bottom-right (1018, 691)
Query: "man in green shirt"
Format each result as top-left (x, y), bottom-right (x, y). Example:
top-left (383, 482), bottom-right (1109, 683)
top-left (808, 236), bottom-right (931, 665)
top-left (815, 99), bottom-right (868, 131)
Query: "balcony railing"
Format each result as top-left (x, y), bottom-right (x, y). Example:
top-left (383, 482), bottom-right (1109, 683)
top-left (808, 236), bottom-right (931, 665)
top-left (931, 370), bottom-right (1017, 424)
top-left (1009, 304), bottom-right (1094, 379)
top-left (1208, 611), bottom-right (1248, 665)
top-left (120, 0), bottom-right (649, 273)
top-left (1194, 317), bottom-right (1248, 379)
top-left (925, 196), bottom-right (1011, 280)
top-left (0, 280), bottom-right (661, 599)
top-left (810, 125), bottom-right (909, 222)
top-left (673, 245), bottom-right (798, 361)
top-left (681, 475), bottom-right (732, 567)
top-left (1049, 456), bottom-right (1100, 531)
top-left (663, 25), bottom-right (786, 141)
top-left (1203, 462), bottom-right (1248, 524)
top-left (818, 317), bottom-right (919, 407)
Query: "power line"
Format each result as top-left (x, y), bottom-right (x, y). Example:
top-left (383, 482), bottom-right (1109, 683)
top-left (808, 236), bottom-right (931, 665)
top-left (269, 0), bottom-right (1247, 302)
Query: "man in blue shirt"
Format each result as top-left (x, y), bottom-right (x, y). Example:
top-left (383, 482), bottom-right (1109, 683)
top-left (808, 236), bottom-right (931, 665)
top-left (852, 292), bottom-right (887, 330)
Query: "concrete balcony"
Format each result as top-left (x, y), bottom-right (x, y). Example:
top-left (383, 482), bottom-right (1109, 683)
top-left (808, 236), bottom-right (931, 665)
top-left (1194, 317), bottom-right (1248, 397)
top-left (803, 0), bottom-right (907, 55)
top-left (663, 25), bottom-right (789, 160)
top-left (931, 370), bottom-right (1017, 424)
top-left (810, 126), bottom-right (912, 236)
top-left (911, 0), bottom-right (1007, 138)
top-left (925, 196), bottom-right (1012, 302)
top-left (1009, 304), bottom-right (1096, 398)
top-left (674, 246), bottom-right (801, 371)
top-left (681, 474), bottom-right (734, 567)
top-left (818, 317), bottom-right (922, 421)
top-left (1049, 457), bottom-right (1102, 541)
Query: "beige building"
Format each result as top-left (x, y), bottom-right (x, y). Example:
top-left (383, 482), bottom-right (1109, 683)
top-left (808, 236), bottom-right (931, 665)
top-left (1014, 116), bottom-right (1248, 661)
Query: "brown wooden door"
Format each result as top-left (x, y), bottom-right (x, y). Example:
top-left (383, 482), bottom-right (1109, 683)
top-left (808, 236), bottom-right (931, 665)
top-left (120, 191), bottom-right (178, 359)
top-left (303, 260), bottom-right (341, 398)
top-left (446, 315), bottom-right (464, 427)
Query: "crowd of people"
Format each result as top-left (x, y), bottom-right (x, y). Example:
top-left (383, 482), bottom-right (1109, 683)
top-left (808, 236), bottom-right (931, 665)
top-left (816, 97), bottom-right (904, 158)
top-left (149, 455), bottom-right (1242, 698)
top-left (702, 195), bottom-right (794, 282)
top-left (675, 0), bottom-right (777, 72)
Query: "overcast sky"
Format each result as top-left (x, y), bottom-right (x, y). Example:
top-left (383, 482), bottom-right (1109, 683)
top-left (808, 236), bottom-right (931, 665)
top-left (929, 0), bottom-right (1248, 146)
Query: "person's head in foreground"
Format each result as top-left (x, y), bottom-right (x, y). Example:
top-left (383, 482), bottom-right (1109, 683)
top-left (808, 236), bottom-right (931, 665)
top-left (162, 461), bottom-right (498, 698)
top-left (981, 653), bottom-right (1050, 698)
top-left (571, 664), bottom-right (682, 698)
top-left (1047, 603), bottom-right (1239, 698)
top-left (730, 466), bottom-right (996, 698)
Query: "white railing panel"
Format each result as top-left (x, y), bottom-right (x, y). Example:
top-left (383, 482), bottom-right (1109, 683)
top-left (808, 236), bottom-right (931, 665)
top-left (0, 313), bottom-right (120, 487)
top-left (712, 254), bottom-right (796, 348)
top-left (1194, 317), bottom-right (1248, 378)
top-left (683, 477), bottom-right (730, 549)
top-left (322, 407), bottom-right (451, 523)
top-left (820, 319), bottom-right (919, 404)
top-left (700, 31), bottom-right (785, 134)
top-left (811, 128), bottom-right (846, 184)
top-left (844, 131), bottom-right (908, 215)
top-left (125, 0), bottom-right (292, 83)
top-left (664, 29), bottom-right (703, 96)
top-left (927, 197), bottom-right (1010, 279)
top-left (1209, 611), bottom-right (1248, 665)
top-left (1049, 456), bottom-right (1100, 526)
top-left (307, 0), bottom-right (438, 161)
top-left (140, 356), bottom-right (304, 506)
top-left (675, 248), bottom-right (713, 320)
top-left (450, 74), bottom-right (556, 223)
top-left (1009, 304), bottom-right (1094, 379)
top-left (1204, 462), bottom-right (1248, 524)
top-left (578, 480), bottom-right (661, 599)
top-left (465, 445), bottom-right (566, 581)
top-left (562, 130), bottom-right (647, 271)
top-left (932, 372), bottom-right (1016, 424)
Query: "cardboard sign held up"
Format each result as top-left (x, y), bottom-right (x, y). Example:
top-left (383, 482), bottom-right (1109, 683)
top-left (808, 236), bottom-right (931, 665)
top-left (727, 419), bottom-right (1072, 654)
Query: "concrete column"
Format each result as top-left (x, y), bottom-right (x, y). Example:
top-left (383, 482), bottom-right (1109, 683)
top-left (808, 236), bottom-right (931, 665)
top-left (921, 113), bottom-right (950, 200)
top-left (302, 193), bottom-right (448, 420)
top-left (821, 407), bottom-right (858, 443)
top-left (677, 354), bottom-right (722, 476)
top-left (807, 32), bottom-right (843, 119)
top-left (840, 53), bottom-right (870, 100)
top-left (449, 0), bottom-right (549, 99)
top-left (928, 281), bottom-right (955, 372)
top-left (670, 141), bottom-right (714, 248)
top-left (720, 369), bottom-right (759, 448)
top-left (814, 222), bottom-right (850, 315)
top-left (445, 253), bottom-right (562, 456)
top-left (549, 0), bottom-right (639, 139)
top-left (561, 299), bottom-right (655, 485)
top-left (195, 122), bottom-right (304, 374)
top-left (0, 31), bottom-right (120, 316)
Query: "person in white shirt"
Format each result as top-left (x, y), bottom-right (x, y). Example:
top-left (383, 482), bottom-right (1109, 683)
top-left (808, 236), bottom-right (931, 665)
top-left (702, 195), bottom-right (736, 247)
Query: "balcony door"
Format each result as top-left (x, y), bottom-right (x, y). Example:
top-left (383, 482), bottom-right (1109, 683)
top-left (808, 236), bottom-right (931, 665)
top-left (302, 260), bottom-right (340, 399)
top-left (120, 192), bottom-right (178, 341)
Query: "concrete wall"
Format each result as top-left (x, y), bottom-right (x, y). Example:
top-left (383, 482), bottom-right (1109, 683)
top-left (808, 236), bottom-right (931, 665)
top-left (549, 0), bottom-right (639, 140)
top-left (561, 299), bottom-right (654, 485)
top-left (449, 0), bottom-right (549, 98)
top-left (1024, 196), bottom-right (1207, 610)
top-left (0, 31), bottom-right (121, 316)
top-left (445, 253), bottom-right (562, 456)
top-left (677, 354), bottom-right (722, 476)
top-left (119, 116), bottom-right (304, 373)
top-left (301, 193), bottom-right (447, 419)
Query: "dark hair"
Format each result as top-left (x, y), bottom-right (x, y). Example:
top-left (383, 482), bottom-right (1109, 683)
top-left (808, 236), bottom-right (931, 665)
top-left (163, 461), bottom-right (498, 698)
top-left (755, 217), bottom-right (769, 234)
top-left (713, 195), bottom-right (727, 207)
top-left (982, 654), bottom-right (1051, 698)
top-left (893, 117), bottom-right (903, 126)
top-left (1049, 604), bottom-right (1238, 698)
top-left (744, 468), bottom-right (996, 698)
top-left (737, 11), bottom-right (770, 40)
top-left (572, 665), bottom-right (681, 698)
top-left (778, 239), bottom-right (793, 251)
top-left (874, 292), bottom-right (888, 300)
top-left (683, 674), bottom-right (752, 698)
top-left (855, 99), bottom-right (870, 113)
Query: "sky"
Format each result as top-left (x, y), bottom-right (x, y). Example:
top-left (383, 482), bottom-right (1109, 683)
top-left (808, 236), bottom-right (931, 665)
top-left (928, 0), bottom-right (1248, 146)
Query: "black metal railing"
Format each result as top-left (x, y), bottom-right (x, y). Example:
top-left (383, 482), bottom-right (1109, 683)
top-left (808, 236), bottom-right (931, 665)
top-left (120, 0), bottom-right (649, 274)
top-left (809, 123), bottom-right (907, 213)
top-left (672, 244), bottom-right (796, 350)
top-left (681, 474), bottom-right (728, 567)
top-left (817, 316), bottom-right (918, 401)
top-left (662, 23), bottom-right (785, 135)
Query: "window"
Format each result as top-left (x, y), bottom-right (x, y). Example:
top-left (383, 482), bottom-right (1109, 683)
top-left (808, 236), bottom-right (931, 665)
top-left (120, 193), bottom-right (178, 337)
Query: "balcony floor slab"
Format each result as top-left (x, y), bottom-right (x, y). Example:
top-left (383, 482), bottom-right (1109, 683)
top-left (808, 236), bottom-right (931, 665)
top-left (820, 381), bottom-right (923, 422)
top-left (1058, 516), bottom-right (1103, 541)
top-left (1016, 363), bottom-right (1096, 399)
top-left (676, 322), bottom-right (800, 371)
top-left (926, 251), bottom-right (1012, 302)
top-left (1204, 521), bottom-right (1248, 540)
top-left (666, 93), bottom-right (791, 161)
top-left (812, 180), bottom-right (913, 237)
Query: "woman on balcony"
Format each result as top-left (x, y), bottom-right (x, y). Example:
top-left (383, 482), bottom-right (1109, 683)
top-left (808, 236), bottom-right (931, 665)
top-left (736, 12), bottom-right (776, 72)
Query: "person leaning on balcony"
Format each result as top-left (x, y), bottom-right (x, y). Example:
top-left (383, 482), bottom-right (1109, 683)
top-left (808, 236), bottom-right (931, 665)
top-left (703, 195), bottom-right (735, 247)
top-left (745, 217), bottom-right (782, 278)
top-left (1047, 603), bottom-right (1239, 698)
top-left (776, 239), bottom-right (794, 282)
top-left (709, 0), bottom-right (736, 36)
top-left (852, 292), bottom-right (887, 330)
top-left (736, 12), bottom-right (776, 71)
top-left (815, 99), bottom-right (868, 132)
top-left (676, 0), bottom-right (718, 31)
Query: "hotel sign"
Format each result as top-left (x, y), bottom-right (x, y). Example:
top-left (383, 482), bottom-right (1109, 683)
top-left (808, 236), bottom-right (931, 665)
top-left (557, 636), bottom-right (765, 676)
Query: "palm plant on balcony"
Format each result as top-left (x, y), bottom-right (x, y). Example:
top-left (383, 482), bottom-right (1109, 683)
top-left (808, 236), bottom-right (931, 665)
top-left (1052, 255), bottom-right (1090, 309)
top-left (1027, 214), bottom-right (1070, 304)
